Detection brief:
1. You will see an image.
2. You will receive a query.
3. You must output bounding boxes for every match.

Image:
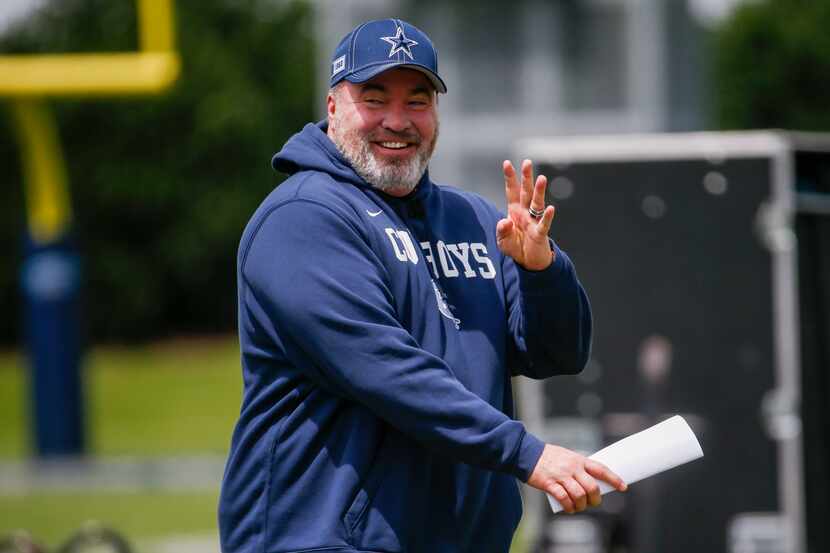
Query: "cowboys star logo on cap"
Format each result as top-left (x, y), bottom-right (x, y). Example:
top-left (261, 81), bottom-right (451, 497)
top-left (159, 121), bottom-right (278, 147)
top-left (328, 19), bottom-right (447, 93)
top-left (380, 26), bottom-right (418, 60)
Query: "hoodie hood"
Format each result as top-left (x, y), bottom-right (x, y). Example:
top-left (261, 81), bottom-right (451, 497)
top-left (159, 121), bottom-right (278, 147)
top-left (272, 120), bottom-right (364, 187)
top-left (271, 120), bottom-right (434, 201)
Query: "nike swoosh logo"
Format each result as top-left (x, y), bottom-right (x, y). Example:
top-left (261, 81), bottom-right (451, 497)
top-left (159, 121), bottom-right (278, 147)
top-left (367, 210), bottom-right (383, 217)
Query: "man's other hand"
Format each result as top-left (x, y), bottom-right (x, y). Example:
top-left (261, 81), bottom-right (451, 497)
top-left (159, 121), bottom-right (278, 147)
top-left (497, 159), bottom-right (556, 271)
top-left (527, 444), bottom-right (627, 513)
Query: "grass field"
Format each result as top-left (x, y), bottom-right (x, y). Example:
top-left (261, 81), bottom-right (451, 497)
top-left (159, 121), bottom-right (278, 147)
top-left (0, 491), bottom-right (221, 548)
top-left (0, 335), bottom-right (242, 550)
top-left (0, 336), bottom-right (242, 457)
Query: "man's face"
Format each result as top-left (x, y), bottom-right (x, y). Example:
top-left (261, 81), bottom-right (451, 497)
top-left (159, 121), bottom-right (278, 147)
top-left (327, 68), bottom-right (439, 197)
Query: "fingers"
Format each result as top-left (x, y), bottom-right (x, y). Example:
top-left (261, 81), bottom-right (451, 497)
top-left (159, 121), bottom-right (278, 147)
top-left (562, 478), bottom-right (588, 512)
top-left (530, 173), bottom-right (547, 214)
top-left (520, 159), bottom-right (533, 208)
top-left (550, 483), bottom-right (574, 514)
top-left (495, 218), bottom-right (513, 243)
top-left (505, 159), bottom-right (552, 226)
top-left (574, 471), bottom-right (602, 508)
top-left (528, 444), bottom-right (626, 515)
top-left (503, 160), bottom-right (520, 206)
top-left (532, 205), bottom-right (556, 238)
top-left (585, 459), bottom-right (628, 492)
top-left (551, 475), bottom-right (595, 513)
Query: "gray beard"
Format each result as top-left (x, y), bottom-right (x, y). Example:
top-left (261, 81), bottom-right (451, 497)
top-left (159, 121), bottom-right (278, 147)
top-left (329, 116), bottom-right (438, 196)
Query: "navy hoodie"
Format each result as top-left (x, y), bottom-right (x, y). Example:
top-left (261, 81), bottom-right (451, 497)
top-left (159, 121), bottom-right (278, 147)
top-left (218, 121), bottom-right (592, 553)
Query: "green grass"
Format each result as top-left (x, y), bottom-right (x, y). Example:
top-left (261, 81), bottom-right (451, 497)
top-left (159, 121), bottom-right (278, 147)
top-left (86, 336), bottom-right (242, 456)
top-left (0, 491), bottom-right (220, 548)
top-left (0, 351), bottom-right (26, 457)
top-left (0, 336), bottom-right (242, 457)
top-left (0, 336), bottom-right (242, 547)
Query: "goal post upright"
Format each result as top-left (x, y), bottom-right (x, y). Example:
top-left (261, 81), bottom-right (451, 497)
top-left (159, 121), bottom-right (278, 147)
top-left (3, 0), bottom-right (180, 457)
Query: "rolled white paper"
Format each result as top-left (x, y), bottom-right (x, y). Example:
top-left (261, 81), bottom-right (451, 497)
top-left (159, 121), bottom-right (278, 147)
top-left (547, 415), bottom-right (704, 513)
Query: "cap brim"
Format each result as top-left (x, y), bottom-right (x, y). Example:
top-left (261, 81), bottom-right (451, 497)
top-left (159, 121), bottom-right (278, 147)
top-left (345, 62), bottom-right (447, 94)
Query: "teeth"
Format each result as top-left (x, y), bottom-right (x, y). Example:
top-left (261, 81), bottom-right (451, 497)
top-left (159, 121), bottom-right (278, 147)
top-left (380, 142), bottom-right (408, 149)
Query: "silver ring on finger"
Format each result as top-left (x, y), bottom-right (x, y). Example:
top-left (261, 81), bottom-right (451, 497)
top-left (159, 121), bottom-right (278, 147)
top-left (528, 206), bottom-right (545, 219)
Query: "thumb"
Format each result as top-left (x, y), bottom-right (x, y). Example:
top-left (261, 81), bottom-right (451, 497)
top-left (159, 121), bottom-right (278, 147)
top-left (496, 218), bottom-right (513, 243)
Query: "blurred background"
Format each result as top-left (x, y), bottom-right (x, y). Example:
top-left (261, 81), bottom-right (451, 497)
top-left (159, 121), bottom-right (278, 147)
top-left (0, 0), bottom-right (828, 552)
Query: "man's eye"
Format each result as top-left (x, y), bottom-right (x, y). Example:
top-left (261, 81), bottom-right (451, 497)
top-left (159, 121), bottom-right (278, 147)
top-left (364, 98), bottom-right (384, 105)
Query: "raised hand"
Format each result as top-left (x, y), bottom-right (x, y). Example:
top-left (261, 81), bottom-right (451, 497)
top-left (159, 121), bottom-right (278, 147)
top-left (496, 159), bottom-right (556, 271)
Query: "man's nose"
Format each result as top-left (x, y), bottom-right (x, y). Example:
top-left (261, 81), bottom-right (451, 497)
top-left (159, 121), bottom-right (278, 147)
top-left (381, 104), bottom-right (411, 133)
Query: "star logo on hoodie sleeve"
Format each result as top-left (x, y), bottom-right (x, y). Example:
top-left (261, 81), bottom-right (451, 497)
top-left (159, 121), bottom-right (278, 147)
top-left (380, 26), bottom-right (418, 60)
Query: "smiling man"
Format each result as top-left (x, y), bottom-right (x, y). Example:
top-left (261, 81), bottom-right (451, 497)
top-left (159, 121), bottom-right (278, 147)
top-left (219, 18), bottom-right (625, 553)
top-left (327, 70), bottom-right (438, 197)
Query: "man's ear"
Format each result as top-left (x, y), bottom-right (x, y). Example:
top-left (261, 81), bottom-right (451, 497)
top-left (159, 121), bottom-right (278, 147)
top-left (327, 93), bottom-right (336, 118)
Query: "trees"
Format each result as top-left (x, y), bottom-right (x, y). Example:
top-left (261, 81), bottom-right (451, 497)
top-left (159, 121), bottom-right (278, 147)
top-left (713, 0), bottom-right (830, 130)
top-left (0, 0), bottom-right (315, 342)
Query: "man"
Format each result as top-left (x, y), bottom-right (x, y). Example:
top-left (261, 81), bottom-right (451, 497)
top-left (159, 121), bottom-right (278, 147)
top-left (219, 18), bottom-right (625, 553)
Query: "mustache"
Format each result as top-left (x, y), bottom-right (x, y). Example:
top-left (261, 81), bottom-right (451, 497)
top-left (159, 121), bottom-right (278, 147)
top-left (367, 129), bottom-right (422, 144)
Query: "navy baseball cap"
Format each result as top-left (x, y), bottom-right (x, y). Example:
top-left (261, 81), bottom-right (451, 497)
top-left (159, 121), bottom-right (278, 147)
top-left (330, 18), bottom-right (447, 93)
